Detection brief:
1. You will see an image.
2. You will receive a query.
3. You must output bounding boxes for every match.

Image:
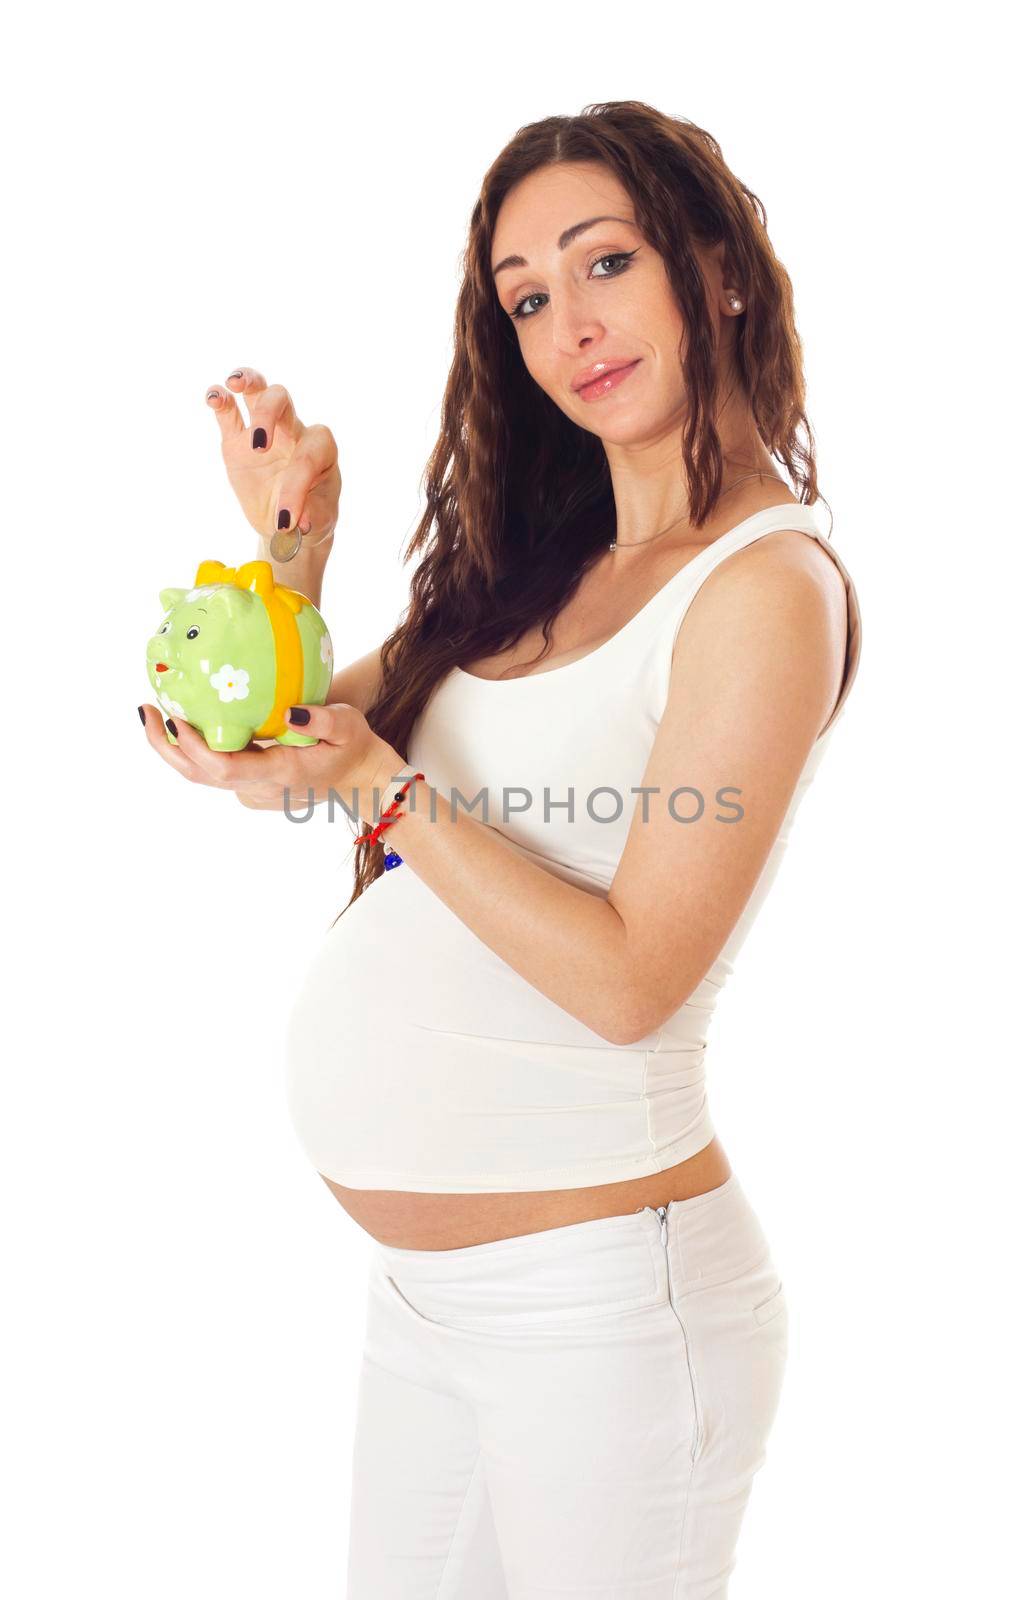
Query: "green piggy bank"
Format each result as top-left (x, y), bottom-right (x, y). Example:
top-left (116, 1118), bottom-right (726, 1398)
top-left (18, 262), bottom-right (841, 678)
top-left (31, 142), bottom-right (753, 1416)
top-left (146, 558), bottom-right (334, 751)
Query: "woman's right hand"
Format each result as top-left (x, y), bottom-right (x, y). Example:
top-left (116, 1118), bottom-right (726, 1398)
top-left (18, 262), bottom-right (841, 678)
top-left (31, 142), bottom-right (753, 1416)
top-left (205, 366), bottom-right (341, 550)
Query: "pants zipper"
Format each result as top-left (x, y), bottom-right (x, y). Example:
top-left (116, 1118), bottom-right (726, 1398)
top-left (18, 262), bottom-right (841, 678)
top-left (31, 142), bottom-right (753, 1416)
top-left (654, 1202), bottom-right (703, 1464)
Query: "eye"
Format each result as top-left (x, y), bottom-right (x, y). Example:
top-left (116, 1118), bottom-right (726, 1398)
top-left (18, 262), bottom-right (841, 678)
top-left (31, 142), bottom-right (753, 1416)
top-left (508, 251), bottom-right (638, 322)
top-left (158, 621), bottom-right (170, 634)
top-left (186, 626), bottom-right (200, 639)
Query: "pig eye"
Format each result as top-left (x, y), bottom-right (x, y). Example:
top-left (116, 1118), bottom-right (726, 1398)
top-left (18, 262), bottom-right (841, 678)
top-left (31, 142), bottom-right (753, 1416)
top-left (186, 626), bottom-right (200, 639)
top-left (158, 621), bottom-right (170, 633)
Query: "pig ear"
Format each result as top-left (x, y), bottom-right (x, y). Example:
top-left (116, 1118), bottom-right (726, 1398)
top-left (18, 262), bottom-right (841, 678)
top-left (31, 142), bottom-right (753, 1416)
top-left (207, 584), bottom-right (253, 621)
top-left (159, 587), bottom-right (188, 611)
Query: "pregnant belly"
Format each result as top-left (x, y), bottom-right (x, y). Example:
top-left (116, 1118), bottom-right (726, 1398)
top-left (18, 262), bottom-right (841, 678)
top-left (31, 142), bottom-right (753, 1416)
top-left (284, 863), bottom-right (721, 1248)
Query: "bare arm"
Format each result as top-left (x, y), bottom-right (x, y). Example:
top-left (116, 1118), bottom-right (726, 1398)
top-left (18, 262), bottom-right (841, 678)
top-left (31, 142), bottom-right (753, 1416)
top-left (324, 644), bottom-right (385, 715)
top-left (370, 538), bottom-right (846, 1044)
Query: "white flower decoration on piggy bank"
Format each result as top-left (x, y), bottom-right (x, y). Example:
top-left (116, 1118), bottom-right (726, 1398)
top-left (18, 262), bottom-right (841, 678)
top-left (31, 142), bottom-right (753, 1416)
top-left (145, 558), bottom-right (335, 752)
top-left (210, 663), bottom-right (250, 702)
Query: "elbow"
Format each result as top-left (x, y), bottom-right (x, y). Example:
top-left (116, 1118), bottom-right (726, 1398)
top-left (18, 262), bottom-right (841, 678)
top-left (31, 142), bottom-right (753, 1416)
top-left (611, 1012), bottom-right (657, 1048)
top-left (590, 991), bottom-right (661, 1049)
top-left (595, 980), bottom-right (691, 1048)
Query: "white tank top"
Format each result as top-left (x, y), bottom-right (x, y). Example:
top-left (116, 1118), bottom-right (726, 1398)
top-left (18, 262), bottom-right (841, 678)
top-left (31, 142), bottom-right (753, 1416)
top-left (285, 504), bottom-right (863, 1193)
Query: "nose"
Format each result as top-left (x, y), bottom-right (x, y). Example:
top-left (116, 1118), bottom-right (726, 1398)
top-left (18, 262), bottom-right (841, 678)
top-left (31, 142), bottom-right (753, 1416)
top-left (549, 290), bottom-right (604, 351)
top-left (146, 640), bottom-right (174, 669)
top-left (554, 322), bottom-right (603, 355)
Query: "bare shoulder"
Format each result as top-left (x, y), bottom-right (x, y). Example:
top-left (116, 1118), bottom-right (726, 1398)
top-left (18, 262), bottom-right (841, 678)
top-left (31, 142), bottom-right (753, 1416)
top-left (667, 523), bottom-right (849, 740)
top-left (716, 525), bottom-right (846, 606)
top-left (609, 522), bottom-right (851, 1034)
top-left (679, 524), bottom-right (848, 650)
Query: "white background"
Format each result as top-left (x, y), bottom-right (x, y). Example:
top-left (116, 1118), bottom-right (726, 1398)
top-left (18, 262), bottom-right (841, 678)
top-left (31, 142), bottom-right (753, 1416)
top-left (3, 3), bottom-right (1016, 1594)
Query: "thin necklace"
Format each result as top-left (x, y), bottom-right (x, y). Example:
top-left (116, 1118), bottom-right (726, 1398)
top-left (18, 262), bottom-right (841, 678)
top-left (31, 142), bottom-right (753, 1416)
top-left (608, 470), bottom-right (787, 551)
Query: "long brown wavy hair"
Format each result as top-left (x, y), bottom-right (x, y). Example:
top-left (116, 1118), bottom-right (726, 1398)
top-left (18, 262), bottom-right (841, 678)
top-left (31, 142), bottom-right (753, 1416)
top-left (333, 98), bottom-right (824, 925)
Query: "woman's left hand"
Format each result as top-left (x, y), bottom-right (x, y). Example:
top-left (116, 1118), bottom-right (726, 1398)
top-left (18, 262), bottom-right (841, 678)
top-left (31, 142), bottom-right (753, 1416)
top-left (138, 699), bottom-right (405, 820)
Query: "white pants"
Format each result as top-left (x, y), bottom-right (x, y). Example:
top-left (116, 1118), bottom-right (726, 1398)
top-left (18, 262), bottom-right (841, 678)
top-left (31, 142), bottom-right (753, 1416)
top-left (346, 1173), bottom-right (789, 1598)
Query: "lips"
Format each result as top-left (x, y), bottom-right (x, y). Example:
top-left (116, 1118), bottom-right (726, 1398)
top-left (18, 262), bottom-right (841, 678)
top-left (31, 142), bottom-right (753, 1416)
top-left (155, 663), bottom-right (169, 672)
top-left (571, 358), bottom-right (639, 392)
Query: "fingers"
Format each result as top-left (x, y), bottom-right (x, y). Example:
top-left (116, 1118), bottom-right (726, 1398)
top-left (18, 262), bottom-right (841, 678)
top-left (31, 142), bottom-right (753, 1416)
top-left (161, 711), bottom-right (296, 790)
top-left (138, 704), bottom-right (215, 784)
top-left (274, 423), bottom-right (340, 537)
top-left (221, 365), bottom-right (269, 428)
top-left (204, 380), bottom-right (247, 443)
top-left (207, 365), bottom-right (292, 445)
top-left (248, 380), bottom-right (301, 453)
top-left (140, 704), bottom-right (297, 799)
top-left (280, 704), bottom-right (393, 797)
top-left (162, 714), bottom-right (259, 785)
top-left (284, 701), bottom-right (363, 745)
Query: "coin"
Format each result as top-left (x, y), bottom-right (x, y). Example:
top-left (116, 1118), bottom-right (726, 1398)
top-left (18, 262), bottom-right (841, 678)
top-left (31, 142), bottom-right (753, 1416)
top-left (269, 526), bottom-right (303, 562)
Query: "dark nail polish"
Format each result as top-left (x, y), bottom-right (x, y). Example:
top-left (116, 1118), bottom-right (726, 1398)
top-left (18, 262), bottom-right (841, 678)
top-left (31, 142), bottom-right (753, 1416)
top-left (287, 707), bottom-right (310, 725)
top-left (252, 427), bottom-right (267, 450)
top-left (166, 718), bottom-right (178, 737)
top-left (137, 705), bottom-right (146, 724)
top-left (277, 508), bottom-right (291, 530)
top-left (227, 370), bottom-right (243, 379)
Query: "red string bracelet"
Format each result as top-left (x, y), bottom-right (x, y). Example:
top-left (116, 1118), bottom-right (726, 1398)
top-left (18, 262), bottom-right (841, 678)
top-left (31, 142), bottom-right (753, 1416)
top-left (355, 771), bottom-right (427, 869)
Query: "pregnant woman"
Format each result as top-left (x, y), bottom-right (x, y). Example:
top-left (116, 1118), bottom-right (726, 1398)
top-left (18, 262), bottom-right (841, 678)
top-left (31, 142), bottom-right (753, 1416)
top-left (142, 102), bottom-right (862, 1598)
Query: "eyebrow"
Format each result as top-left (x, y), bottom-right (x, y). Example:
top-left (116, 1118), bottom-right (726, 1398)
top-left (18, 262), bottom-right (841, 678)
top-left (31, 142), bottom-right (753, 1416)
top-left (492, 215), bottom-right (636, 278)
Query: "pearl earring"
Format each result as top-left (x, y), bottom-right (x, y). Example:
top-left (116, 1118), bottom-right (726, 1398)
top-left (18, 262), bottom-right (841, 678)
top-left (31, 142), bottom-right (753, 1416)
top-left (729, 295), bottom-right (743, 311)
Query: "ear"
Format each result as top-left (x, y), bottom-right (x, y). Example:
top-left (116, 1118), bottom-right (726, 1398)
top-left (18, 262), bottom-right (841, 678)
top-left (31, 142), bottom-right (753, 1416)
top-left (207, 584), bottom-right (255, 622)
top-left (159, 587), bottom-right (188, 611)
